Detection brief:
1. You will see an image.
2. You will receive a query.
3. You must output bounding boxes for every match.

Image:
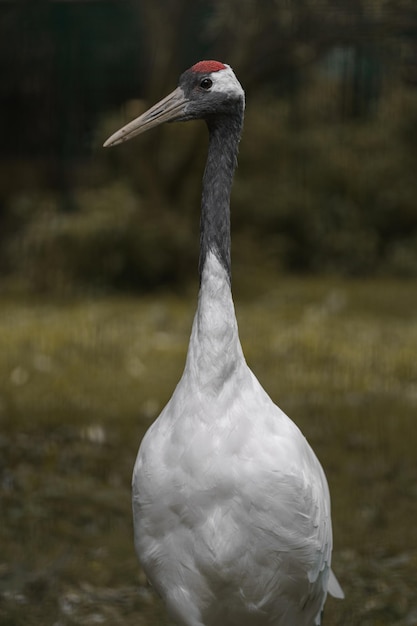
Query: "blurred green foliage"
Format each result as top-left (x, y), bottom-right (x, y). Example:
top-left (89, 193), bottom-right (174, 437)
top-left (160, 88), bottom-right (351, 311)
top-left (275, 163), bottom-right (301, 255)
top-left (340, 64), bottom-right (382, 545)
top-left (4, 182), bottom-right (196, 292)
top-left (0, 0), bottom-right (416, 290)
top-left (4, 78), bottom-right (417, 290)
top-left (235, 80), bottom-right (417, 276)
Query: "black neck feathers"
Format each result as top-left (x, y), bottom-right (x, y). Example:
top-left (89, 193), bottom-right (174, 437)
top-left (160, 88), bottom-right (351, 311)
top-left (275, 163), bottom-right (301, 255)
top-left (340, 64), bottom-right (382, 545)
top-left (199, 113), bottom-right (243, 283)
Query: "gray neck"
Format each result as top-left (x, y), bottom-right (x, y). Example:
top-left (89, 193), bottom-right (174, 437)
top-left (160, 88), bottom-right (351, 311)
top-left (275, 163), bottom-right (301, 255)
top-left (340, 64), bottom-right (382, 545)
top-left (199, 114), bottom-right (243, 283)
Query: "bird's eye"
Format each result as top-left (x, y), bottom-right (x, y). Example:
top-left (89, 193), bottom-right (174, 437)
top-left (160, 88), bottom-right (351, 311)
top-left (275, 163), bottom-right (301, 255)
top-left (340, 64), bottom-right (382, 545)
top-left (200, 78), bottom-right (213, 90)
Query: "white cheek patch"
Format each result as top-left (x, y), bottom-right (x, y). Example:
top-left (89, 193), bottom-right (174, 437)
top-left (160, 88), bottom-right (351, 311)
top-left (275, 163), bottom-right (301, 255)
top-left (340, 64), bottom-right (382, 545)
top-left (209, 66), bottom-right (245, 102)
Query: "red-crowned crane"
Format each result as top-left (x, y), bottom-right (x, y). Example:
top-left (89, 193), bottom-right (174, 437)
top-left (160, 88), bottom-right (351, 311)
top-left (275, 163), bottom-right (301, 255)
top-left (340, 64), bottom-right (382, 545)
top-left (104, 60), bottom-right (344, 626)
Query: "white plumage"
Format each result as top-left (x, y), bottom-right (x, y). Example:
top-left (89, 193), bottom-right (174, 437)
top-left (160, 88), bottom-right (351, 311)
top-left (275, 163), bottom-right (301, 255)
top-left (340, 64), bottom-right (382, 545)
top-left (105, 60), bottom-right (343, 626)
top-left (132, 254), bottom-right (343, 625)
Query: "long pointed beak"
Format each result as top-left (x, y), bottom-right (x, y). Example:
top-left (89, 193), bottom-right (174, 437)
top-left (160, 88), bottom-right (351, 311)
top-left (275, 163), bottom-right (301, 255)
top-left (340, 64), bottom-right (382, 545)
top-left (103, 87), bottom-right (188, 147)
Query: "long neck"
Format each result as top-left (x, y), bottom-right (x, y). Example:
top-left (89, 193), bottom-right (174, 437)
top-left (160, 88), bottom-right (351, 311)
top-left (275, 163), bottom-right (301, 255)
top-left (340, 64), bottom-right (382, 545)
top-left (199, 114), bottom-right (243, 283)
top-left (183, 114), bottom-right (245, 394)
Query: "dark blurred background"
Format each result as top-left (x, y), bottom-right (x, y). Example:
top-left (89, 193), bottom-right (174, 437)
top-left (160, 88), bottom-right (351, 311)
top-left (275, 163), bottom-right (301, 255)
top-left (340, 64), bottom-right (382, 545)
top-left (1, 0), bottom-right (416, 293)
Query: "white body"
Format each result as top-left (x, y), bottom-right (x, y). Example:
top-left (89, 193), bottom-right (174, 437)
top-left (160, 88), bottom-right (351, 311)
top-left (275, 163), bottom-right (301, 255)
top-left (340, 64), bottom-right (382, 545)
top-left (132, 252), bottom-right (342, 626)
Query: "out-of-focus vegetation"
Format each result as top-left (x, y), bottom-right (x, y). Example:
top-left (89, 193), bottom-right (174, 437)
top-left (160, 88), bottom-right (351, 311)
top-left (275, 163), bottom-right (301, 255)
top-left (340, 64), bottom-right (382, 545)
top-left (0, 0), bottom-right (416, 291)
top-left (1, 279), bottom-right (417, 625)
top-left (4, 81), bottom-right (417, 292)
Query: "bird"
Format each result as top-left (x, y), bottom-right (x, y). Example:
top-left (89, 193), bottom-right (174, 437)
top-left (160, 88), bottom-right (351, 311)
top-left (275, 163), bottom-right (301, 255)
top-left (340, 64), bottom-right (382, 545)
top-left (104, 60), bottom-right (344, 626)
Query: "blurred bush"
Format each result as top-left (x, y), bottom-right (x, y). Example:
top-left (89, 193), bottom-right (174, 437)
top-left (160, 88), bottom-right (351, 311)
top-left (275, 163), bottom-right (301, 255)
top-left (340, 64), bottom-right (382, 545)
top-left (1, 0), bottom-right (416, 292)
top-left (234, 79), bottom-right (417, 276)
top-left (3, 76), bottom-right (416, 292)
top-left (3, 182), bottom-right (196, 293)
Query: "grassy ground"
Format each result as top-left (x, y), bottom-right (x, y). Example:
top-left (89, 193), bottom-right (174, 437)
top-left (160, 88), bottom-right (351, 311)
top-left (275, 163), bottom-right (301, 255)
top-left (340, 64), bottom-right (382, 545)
top-left (1, 276), bottom-right (416, 626)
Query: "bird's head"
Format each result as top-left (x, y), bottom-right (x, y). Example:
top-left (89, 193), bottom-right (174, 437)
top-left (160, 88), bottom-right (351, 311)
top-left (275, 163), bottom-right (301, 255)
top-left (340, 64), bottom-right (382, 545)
top-left (103, 61), bottom-right (245, 147)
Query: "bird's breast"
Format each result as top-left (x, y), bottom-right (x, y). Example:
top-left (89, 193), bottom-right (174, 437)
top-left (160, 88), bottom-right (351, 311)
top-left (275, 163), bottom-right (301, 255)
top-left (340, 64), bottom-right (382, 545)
top-left (132, 361), bottom-right (333, 625)
top-left (134, 373), bottom-right (328, 553)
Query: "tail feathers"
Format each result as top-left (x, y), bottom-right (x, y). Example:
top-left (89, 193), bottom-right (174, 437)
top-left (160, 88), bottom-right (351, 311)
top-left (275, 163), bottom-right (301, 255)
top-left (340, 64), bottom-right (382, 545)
top-left (315, 569), bottom-right (345, 625)
top-left (328, 568), bottom-right (344, 599)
